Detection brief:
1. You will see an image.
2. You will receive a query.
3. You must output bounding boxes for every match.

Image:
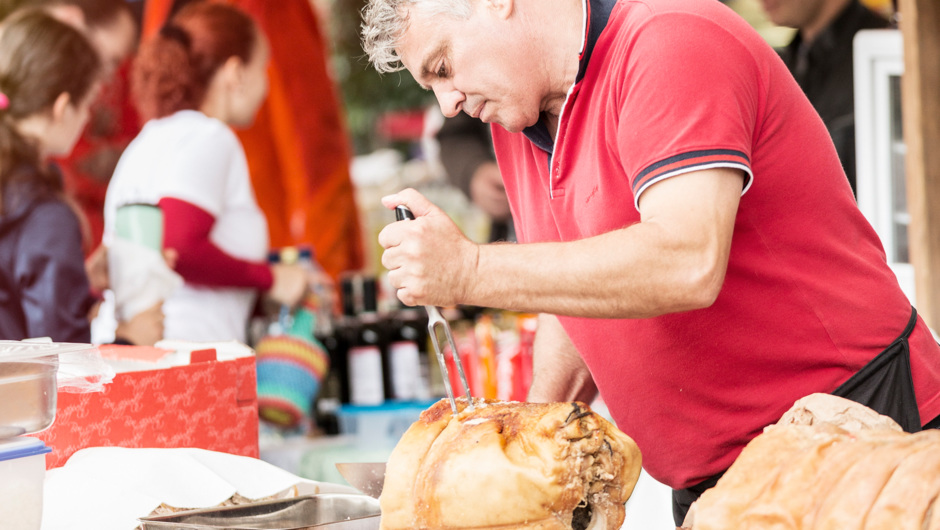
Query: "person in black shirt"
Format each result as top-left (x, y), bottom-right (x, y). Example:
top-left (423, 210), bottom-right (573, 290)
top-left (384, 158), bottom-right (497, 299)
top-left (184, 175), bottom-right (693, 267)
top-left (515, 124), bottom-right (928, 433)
top-left (760, 0), bottom-right (891, 195)
top-left (436, 112), bottom-right (515, 242)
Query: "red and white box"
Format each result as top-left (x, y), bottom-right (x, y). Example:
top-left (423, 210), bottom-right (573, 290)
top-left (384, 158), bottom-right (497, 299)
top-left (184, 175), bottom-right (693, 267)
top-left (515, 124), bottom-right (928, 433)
top-left (36, 343), bottom-right (258, 469)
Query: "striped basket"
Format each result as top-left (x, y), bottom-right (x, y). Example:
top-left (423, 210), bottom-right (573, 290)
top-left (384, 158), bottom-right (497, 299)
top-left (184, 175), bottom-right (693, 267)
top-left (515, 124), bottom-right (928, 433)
top-left (255, 298), bottom-right (329, 428)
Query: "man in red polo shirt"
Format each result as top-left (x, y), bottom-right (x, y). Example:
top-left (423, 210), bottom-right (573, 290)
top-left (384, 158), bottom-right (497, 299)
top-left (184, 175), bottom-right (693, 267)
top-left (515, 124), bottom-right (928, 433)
top-left (363, 0), bottom-right (940, 524)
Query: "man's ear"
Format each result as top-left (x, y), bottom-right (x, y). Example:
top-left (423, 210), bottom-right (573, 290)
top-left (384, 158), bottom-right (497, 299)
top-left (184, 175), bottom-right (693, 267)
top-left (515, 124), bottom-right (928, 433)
top-left (51, 92), bottom-right (72, 123)
top-left (488, 0), bottom-right (514, 19)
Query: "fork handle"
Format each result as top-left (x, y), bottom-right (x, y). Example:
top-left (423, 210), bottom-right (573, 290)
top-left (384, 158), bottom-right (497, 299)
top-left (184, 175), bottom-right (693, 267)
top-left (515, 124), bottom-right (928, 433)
top-left (395, 205), bottom-right (415, 221)
top-left (394, 204), bottom-right (474, 412)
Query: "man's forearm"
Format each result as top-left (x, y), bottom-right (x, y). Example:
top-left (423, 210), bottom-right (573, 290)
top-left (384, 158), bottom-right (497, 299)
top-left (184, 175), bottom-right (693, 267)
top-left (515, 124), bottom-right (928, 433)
top-left (466, 224), bottom-right (713, 318)
top-left (462, 168), bottom-right (744, 319)
top-left (528, 313), bottom-right (598, 404)
top-left (380, 169), bottom-right (741, 319)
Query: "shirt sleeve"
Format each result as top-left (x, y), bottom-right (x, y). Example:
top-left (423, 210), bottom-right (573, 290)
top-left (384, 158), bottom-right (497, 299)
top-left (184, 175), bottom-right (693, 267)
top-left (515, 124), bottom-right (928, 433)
top-left (615, 11), bottom-right (759, 208)
top-left (160, 197), bottom-right (273, 289)
top-left (14, 201), bottom-right (93, 343)
top-left (159, 121), bottom-right (242, 216)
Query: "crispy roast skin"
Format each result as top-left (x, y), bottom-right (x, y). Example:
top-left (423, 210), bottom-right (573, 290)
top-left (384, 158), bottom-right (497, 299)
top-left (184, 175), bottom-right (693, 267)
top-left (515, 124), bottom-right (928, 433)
top-left (379, 399), bottom-right (642, 530)
top-left (686, 394), bottom-right (940, 530)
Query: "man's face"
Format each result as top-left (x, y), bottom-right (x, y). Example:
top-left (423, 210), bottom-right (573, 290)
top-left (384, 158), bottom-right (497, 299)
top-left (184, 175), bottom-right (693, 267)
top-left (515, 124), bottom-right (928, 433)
top-left (397, 2), bottom-right (545, 133)
top-left (759, 0), bottom-right (826, 28)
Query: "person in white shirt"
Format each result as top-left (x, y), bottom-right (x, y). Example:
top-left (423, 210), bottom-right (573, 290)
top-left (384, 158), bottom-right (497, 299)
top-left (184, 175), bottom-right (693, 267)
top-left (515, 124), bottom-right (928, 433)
top-left (102, 2), bottom-right (310, 343)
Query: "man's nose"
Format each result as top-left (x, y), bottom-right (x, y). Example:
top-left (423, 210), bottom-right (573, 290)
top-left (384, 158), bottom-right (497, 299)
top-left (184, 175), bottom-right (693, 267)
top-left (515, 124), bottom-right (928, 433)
top-left (433, 83), bottom-right (465, 118)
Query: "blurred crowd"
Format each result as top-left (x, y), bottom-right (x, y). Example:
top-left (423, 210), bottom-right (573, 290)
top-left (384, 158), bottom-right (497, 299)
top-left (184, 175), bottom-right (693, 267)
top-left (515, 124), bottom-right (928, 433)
top-left (0, 0), bottom-right (363, 347)
top-left (0, 0), bottom-right (895, 349)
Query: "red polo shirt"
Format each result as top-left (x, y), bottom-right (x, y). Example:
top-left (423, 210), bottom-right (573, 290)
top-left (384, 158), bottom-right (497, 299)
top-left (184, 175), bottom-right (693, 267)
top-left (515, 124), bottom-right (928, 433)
top-left (492, 0), bottom-right (940, 488)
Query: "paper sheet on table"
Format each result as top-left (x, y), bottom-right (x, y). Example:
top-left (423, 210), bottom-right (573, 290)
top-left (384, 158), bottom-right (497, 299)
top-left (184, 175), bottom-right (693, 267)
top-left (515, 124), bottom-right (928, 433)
top-left (41, 447), bottom-right (361, 530)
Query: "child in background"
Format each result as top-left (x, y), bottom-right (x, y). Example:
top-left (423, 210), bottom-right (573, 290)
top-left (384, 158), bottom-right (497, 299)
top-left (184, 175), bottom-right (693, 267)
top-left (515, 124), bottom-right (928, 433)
top-left (102, 2), bottom-right (311, 343)
top-left (0, 10), bottom-right (126, 342)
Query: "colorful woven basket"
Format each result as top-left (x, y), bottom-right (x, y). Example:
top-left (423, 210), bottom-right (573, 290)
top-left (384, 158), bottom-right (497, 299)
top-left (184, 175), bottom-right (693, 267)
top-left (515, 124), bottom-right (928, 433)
top-left (256, 295), bottom-right (329, 429)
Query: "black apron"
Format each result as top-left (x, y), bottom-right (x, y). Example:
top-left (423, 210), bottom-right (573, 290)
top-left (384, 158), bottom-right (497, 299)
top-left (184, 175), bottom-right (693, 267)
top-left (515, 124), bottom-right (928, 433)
top-left (671, 307), bottom-right (930, 526)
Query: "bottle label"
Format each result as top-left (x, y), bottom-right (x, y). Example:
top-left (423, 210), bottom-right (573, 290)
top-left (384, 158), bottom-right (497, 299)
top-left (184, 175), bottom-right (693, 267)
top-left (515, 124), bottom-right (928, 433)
top-left (349, 345), bottom-right (384, 405)
top-left (389, 341), bottom-right (421, 400)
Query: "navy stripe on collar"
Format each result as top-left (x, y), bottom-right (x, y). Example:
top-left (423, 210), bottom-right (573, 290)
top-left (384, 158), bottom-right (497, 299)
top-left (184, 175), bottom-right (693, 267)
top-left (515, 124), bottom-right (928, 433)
top-left (578, 0), bottom-right (618, 82)
top-left (521, 0), bottom-right (618, 154)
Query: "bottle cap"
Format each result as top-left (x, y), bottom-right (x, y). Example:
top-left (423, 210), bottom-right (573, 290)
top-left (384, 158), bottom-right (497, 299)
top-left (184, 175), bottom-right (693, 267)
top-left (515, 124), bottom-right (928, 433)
top-left (280, 246), bottom-right (299, 265)
top-left (362, 276), bottom-right (378, 314)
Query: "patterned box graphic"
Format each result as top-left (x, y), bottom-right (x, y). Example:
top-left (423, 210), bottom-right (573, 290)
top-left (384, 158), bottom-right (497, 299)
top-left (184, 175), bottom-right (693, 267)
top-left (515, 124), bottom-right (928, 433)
top-left (36, 355), bottom-right (258, 469)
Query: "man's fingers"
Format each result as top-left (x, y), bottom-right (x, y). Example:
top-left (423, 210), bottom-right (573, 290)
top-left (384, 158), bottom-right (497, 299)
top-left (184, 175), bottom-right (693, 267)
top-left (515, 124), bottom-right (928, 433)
top-left (380, 246), bottom-right (400, 271)
top-left (386, 262), bottom-right (427, 306)
top-left (378, 222), bottom-right (406, 250)
top-left (381, 187), bottom-right (438, 218)
top-left (397, 288), bottom-right (418, 307)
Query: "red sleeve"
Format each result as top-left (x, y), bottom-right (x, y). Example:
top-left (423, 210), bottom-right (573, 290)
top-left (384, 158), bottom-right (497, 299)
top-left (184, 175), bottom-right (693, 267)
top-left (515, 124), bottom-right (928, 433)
top-left (613, 11), bottom-right (757, 206)
top-left (159, 197), bottom-right (273, 290)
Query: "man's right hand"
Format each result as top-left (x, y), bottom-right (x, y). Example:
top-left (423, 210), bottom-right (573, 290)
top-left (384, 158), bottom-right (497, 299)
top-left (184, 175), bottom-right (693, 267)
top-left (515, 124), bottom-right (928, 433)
top-left (379, 188), bottom-right (480, 308)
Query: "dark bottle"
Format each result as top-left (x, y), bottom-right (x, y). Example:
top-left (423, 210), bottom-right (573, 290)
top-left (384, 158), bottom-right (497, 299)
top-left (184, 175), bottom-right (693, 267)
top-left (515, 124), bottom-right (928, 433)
top-left (313, 369), bottom-right (342, 435)
top-left (331, 275), bottom-right (358, 405)
top-left (348, 276), bottom-right (386, 405)
top-left (387, 306), bottom-right (430, 401)
top-left (313, 299), bottom-right (345, 433)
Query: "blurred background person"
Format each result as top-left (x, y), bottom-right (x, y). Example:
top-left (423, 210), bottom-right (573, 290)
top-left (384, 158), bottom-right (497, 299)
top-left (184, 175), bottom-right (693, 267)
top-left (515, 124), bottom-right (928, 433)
top-left (0, 8), bottom-right (159, 345)
top-left (43, 0), bottom-right (138, 76)
top-left (224, 0), bottom-right (364, 282)
top-left (0, 0), bottom-right (141, 259)
top-left (101, 2), bottom-right (310, 344)
top-left (436, 113), bottom-right (514, 243)
top-left (47, 0), bottom-right (141, 258)
top-left (140, 0), bottom-right (364, 283)
top-left (760, 0), bottom-right (892, 194)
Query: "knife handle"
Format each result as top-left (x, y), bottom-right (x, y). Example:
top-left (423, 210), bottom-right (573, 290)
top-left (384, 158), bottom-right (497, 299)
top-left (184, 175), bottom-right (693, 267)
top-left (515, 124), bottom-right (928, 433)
top-left (395, 205), bottom-right (415, 222)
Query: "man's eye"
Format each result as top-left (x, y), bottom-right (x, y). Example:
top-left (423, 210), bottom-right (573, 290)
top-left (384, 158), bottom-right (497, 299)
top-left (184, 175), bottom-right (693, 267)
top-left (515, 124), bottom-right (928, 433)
top-left (437, 64), bottom-right (447, 78)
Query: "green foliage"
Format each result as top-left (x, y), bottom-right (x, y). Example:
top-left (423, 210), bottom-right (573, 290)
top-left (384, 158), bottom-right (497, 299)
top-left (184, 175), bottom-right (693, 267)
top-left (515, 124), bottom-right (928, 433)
top-left (330, 0), bottom-right (434, 155)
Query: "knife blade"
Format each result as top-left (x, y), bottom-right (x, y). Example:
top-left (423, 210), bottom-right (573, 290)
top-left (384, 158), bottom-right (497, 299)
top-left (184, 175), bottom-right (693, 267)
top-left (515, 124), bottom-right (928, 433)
top-left (335, 462), bottom-right (387, 499)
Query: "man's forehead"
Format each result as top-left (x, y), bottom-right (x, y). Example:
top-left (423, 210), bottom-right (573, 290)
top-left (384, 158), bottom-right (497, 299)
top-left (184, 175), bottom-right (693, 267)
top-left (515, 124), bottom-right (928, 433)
top-left (397, 40), bottom-right (443, 89)
top-left (397, 13), bottom-right (446, 73)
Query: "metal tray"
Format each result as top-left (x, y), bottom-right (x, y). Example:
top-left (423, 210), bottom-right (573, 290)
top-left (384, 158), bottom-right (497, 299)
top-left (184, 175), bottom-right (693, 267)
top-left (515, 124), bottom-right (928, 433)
top-left (138, 494), bottom-right (381, 530)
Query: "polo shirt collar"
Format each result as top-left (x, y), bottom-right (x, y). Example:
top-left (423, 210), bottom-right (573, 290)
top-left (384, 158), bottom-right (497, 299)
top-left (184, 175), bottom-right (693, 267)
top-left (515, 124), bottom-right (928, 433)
top-left (521, 0), bottom-right (617, 153)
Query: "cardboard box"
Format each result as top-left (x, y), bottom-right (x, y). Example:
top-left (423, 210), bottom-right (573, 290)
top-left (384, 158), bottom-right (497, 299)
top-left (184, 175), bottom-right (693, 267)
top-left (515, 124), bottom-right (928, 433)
top-left (36, 346), bottom-right (258, 469)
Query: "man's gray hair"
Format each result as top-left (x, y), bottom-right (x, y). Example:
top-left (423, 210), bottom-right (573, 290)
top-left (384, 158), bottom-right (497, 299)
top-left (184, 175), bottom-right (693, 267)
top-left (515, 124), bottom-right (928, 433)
top-left (361, 0), bottom-right (473, 74)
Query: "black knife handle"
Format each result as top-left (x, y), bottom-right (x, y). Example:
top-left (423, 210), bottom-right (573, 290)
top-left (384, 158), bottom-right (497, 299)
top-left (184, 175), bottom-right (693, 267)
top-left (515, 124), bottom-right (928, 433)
top-left (395, 205), bottom-right (415, 221)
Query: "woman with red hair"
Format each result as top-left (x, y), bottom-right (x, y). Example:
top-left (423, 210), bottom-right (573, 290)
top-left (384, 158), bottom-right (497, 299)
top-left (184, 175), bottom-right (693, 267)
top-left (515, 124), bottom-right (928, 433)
top-left (140, 0), bottom-right (364, 282)
top-left (102, 2), bottom-right (309, 343)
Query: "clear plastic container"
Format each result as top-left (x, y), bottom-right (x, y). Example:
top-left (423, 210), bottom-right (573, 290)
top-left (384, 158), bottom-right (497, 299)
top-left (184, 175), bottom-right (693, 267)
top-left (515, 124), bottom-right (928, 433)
top-left (0, 436), bottom-right (51, 530)
top-left (336, 400), bottom-right (437, 449)
top-left (0, 341), bottom-right (105, 438)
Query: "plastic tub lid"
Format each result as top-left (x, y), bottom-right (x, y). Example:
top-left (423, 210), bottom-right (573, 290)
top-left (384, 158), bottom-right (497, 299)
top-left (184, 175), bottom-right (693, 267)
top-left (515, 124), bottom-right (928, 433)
top-left (337, 399), bottom-right (438, 415)
top-left (0, 437), bottom-right (51, 462)
top-left (0, 341), bottom-right (94, 363)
